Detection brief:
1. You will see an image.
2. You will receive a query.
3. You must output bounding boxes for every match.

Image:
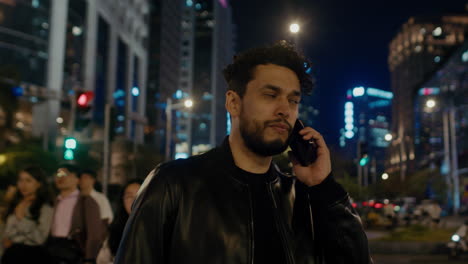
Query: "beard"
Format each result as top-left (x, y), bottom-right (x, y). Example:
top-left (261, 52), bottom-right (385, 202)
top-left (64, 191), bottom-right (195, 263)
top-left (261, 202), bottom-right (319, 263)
top-left (239, 110), bottom-right (292, 157)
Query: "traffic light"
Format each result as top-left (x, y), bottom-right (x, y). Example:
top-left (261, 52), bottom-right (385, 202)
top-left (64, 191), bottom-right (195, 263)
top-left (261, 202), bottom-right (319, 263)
top-left (77, 91), bottom-right (94, 107)
top-left (359, 154), bottom-right (369, 166)
top-left (75, 91), bottom-right (94, 131)
top-left (63, 137), bottom-right (77, 161)
top-left (358, 142), bottom-right (369, 167)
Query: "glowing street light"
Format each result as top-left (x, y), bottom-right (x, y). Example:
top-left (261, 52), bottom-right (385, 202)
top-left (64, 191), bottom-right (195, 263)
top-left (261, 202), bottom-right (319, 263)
top-left (426, 99), bottom-right (436, 108)
top-left (184, 99), bottom-right (194, 108)
top-left (384, 133), bottom-right (393, 142)
top-left (289, 23), bottom-right (300, 34)
top-left (382, 173), bottom-right (389, 180)
top-left (0, 154), bottom-right (6, 165)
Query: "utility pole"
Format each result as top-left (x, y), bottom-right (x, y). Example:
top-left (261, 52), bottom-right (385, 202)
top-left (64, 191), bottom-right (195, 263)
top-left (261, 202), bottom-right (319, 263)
top-left (103, 104), bottom-right (111, 196)
top-left (357, 140), bottom-right (362, 188)
top-left (448, 88), bottom-right (460, 213)
top-left (45, 0), bottom-right (68, 151)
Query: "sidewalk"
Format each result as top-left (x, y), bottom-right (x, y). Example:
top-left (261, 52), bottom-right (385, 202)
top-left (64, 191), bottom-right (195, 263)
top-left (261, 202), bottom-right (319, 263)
top-left (373, 254), bottom-right (467, 264)
top-left (439, 215), bottom-right (467, 229)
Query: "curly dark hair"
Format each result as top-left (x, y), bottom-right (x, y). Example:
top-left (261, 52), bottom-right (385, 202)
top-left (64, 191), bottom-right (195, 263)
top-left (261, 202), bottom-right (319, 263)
top-left (4, 166), bottom-right (53, 222)
top-left (223, 41), bottom-right (315, 98)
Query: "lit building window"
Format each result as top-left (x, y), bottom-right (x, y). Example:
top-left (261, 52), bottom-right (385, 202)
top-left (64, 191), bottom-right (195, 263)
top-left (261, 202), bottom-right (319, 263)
top-left (432, 27), bottom-right (442, 37)
top-left (72, 26), bottom-right (82, 36)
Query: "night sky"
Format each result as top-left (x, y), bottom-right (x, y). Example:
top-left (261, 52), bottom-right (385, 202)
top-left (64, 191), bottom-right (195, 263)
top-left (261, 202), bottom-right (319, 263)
top-left (231, 0), bottom-right (467, 148)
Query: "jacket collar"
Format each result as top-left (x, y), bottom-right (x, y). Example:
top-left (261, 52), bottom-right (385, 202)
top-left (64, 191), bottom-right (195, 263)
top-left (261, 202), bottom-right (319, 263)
top-left (214, 136), bottom-right (279, 185)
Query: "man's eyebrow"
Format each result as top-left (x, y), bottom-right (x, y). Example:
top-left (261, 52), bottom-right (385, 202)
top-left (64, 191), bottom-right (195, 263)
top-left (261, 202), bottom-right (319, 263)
top-left (262, 84), bottom-right (301, 97)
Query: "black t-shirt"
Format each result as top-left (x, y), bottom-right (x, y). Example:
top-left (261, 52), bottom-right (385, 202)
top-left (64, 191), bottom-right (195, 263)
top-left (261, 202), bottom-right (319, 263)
top-left (236, 167), bottom-right (287, 264)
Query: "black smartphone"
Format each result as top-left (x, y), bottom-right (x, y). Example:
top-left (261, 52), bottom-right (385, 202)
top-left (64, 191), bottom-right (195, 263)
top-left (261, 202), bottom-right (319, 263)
top-left (289, 119), bottom-right (318, 166)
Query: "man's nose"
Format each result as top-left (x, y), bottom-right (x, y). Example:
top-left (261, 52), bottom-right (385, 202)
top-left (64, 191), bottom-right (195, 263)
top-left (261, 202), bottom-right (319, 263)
top-left (276, 98), bottom-right (290, 118)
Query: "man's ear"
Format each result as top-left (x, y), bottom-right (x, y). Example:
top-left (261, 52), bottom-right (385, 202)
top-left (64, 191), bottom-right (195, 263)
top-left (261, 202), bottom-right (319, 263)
top-left (226, 90), bottom-right (241, 117)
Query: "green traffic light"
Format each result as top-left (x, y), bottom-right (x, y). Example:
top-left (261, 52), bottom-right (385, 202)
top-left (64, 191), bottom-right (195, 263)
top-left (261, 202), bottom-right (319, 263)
top-left (64, 149), bottom-right (74, 160)
top-left (65, 138), bottom-right (77, 149)
top-left (359, 155), bottom-right (369, 166)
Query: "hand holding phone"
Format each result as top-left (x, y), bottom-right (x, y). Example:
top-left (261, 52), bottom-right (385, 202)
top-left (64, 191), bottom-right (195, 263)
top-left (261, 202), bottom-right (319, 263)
top-left (289, 120), bottom-right (318, 166)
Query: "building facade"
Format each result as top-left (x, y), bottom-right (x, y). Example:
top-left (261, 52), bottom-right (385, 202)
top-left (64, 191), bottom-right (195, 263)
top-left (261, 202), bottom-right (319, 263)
top-left (145, 0), bottom-right (183, 155)
top-left (0, 0), bottom-right (150, 184)
top-left (147, 0), bottom-right (234, 159)
top-left (388, 15), bottom-right (468, 178)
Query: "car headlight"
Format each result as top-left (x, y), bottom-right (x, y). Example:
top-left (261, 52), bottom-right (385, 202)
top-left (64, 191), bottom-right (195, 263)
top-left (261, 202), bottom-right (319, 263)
top-left (452, 234), bottom-right (460, 242)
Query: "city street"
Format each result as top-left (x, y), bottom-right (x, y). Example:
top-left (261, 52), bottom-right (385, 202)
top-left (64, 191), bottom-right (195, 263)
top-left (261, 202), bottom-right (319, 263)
top-left (373, 255), bottom-right (467, 264)
top-left (0, 0), bottom-right (467, 263)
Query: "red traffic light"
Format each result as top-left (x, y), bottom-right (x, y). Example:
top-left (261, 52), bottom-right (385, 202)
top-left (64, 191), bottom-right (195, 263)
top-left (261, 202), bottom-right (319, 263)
top-left (77, 91), bottom-right (94, 107)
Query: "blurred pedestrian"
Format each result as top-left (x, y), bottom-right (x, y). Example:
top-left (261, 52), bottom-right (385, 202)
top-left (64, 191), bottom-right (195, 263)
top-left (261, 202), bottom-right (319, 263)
top-left (3, 184), bottom-right (17, 206)
top-left (428, 200), bottom-right (442, 229)
top-left (96, 179), bottom-right (142, 264)
top-left (46, 164), bottom-right (105, 264)
top-left (79, 169), bottom-right (114, 225)
top-left (383, 203), bottom-right (396, 229)
top-left (0, 182), bottom-right (17, 256)
top-left (1, 166), bottom-right (53, 264)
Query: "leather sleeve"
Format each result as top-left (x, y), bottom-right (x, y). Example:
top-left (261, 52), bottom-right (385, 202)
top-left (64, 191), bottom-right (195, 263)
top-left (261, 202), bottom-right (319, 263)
top-left (305, 175), bottom-right (373, 264)
top-left (114, 164), bottom-right (179, 264)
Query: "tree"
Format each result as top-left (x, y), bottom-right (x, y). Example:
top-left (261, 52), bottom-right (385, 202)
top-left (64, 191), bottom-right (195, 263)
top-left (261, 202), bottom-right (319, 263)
top-left (0, 139), bottom-right (59, 188)
top-left (0, 66), bottom-right (20, 152)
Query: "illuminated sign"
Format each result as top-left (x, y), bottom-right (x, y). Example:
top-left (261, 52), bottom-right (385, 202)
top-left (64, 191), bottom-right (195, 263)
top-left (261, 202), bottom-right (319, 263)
top-left (418, 87), bottom-right (440, 96)
top-left (352, 87), bottom-right (365, 97)
top-left (345, 131), bottom-right (355, 139)
top-left (366, 88), bottom-right (393, 99)
top-left (344, 101), bottom-right (354, 139)
top-left (369, 100), bottom-right (391, 109)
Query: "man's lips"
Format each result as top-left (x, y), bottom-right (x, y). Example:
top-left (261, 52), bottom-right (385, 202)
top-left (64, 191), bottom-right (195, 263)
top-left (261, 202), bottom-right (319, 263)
top-left (269, 123), bottom-right (291, 133)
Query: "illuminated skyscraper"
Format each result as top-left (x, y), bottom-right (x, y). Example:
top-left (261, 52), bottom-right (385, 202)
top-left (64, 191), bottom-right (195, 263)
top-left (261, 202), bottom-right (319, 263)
top-left (340, 86), bottom-right (393, 185)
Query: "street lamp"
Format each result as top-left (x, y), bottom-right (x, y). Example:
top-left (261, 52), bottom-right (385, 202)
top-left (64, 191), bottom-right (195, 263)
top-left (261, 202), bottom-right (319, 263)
top-left (165, 98), bottom-right (193, 161)
top-left (289, 22), bottom-right (301, 49)
top-left (384, 133), bottom-right (393, 142)
top-left (381, 173), bottom-right (389, 180)
top-left (289, 23), bottom-right (300, 34)
top-left (426, 99), bottom-right (436, 108)
top-left (423, 94), bottom-right (461, 213)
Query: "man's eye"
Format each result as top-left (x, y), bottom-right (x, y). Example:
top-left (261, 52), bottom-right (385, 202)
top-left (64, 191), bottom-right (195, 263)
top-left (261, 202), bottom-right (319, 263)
top-left (289, 99), bottom-right (300, 104)
top-left (265, 94), bottom-right (276, 98)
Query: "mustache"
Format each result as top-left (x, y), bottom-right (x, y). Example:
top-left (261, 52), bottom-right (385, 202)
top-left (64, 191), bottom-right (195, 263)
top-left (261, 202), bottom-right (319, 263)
top-left (264, 119), bottom-right (292, 132)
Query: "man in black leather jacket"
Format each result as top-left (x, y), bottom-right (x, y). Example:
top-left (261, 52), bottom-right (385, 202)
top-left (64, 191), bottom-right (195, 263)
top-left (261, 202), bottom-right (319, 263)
top-left (115, 42), bottom-right (373, 264)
